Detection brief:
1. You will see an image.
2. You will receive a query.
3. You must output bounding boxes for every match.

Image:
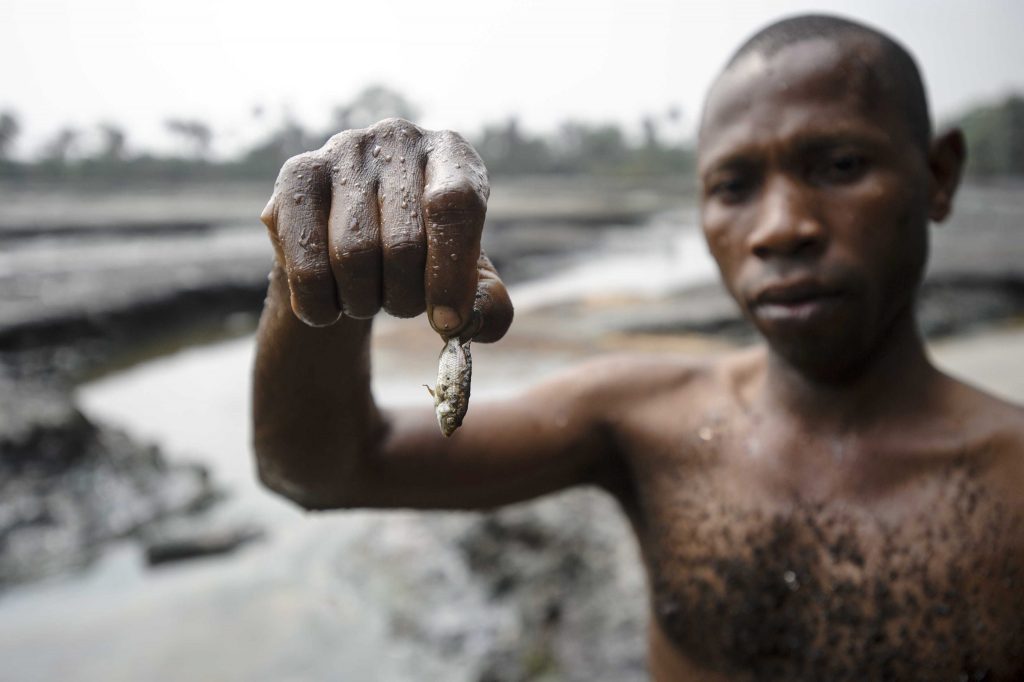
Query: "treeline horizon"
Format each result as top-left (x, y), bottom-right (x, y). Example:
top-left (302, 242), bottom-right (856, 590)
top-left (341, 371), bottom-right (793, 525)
top-left (0, 86), bottom-right (1021, 183)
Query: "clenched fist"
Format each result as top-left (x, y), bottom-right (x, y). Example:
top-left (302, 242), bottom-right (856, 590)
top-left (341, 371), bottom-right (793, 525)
top-left (260, 118), bottom-right (512, 342)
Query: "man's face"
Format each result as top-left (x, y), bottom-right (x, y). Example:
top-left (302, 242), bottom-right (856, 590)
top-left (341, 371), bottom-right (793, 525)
top-left (698, 37), bottom-right (934, 380)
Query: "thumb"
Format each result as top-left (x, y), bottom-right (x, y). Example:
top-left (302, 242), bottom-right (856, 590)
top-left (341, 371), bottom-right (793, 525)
top-left (468, 251), bottom-right (513, 343)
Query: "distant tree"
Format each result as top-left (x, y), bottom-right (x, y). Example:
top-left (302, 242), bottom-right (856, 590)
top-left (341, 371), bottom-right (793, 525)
top-left (641, 115), bottom-right (659, 149)
top-left (957, 94), bottom-right (1024, 177)
top-left (476, 117), bottom-right (554, 175)
top-left (554, 121), bottom-right (628, 172)
top-left (41, 127), bottom-right (80, 163)
top-left (0, 111), bottom-right (20, 160)
top-left (240, 117), bottom-right (312, 176)
top-left (331, 85), bottom-right (420, 132)
top-left (98, 122), bottom-right (127, 161)
top-left (165, 118), bottom-right (213, 159)
top-left (473, 114), bottom-right (696, 177)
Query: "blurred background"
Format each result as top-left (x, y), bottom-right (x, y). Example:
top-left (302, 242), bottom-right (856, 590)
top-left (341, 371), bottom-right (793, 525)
top-left (0, 1), bottom-right (1022, 680)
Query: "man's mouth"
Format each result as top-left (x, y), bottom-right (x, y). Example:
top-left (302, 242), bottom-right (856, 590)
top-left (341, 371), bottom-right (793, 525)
top-left (749, 280), bottom-right (845, 323)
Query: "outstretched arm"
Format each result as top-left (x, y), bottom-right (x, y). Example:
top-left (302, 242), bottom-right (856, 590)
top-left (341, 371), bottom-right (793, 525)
top-left (252, 120), bottom-right (619, 510)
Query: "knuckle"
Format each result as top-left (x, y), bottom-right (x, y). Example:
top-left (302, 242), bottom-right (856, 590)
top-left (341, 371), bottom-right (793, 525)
top-left (260, 197), bottom-right (277, 230)
top-left (324, 129), bottom-right (359, 150)
top-left (324, 130), bottom-right (371, 166)
top-left (287, 261), bottom-right (333, 293)
top-left (279, 151), bottom-right (330, 193)
top-left (435, 129), bottom-right (485, 163)
top-left (332, 241), bottom-right (380, 269)
top-left (281, 151), bottom-right (319, 176)
top-left (370, 117), bottom-right (423, 139)
top-left (335, 210), bottom-right (379, 248)
top-left (382, 225), bottom-right (424, 253)
top-left (423, 179), bottom-right (486, 225)
top-left (433, 129), bottom-right (489, 185)
top-left (434, 129), bottom-right (467, 146)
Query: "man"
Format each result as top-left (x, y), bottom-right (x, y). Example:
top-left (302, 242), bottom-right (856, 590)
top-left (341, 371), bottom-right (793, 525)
top-left (253, 14), bottom-right (1024, 681)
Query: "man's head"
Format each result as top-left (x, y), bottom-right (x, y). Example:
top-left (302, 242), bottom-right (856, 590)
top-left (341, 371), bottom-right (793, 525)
top-left (723, 15), bottom-right (933, 153)
top-left (697, 14), bottom-right (965, 382)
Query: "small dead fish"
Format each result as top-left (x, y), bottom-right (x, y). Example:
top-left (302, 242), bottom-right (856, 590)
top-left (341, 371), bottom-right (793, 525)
top-left (425, 336), bottom-right (472, 437)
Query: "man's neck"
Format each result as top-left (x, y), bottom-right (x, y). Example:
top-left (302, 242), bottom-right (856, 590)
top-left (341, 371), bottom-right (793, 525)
top-left (759, 310), bottom-right (941, 432)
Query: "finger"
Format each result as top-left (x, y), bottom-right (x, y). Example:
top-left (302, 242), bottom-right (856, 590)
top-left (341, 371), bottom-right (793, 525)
top-left (379, 141), bottom-right (427, 318)
top-left (422, 131), bottom-right (489, 336)
top-left (328, 137), bottom-right (382, 320)
top-left (260, 194), bottom-right (287, 267)
top-left (470, 251), bottom-right (513, 343)
top-left (273, 151), bottom-right (341, 327)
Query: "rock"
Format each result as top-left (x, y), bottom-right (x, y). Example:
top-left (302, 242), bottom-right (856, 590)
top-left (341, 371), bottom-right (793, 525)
top-left (459, 491), bottom-right (650, 682)
top-left (0, 378), bottom-right (218, 587)
top-left (338, 490), bottom-right (649, 682)
top-left (143, 521), bottom-right (265, 566)
top-left (0, 377), bottom-right (94, 470)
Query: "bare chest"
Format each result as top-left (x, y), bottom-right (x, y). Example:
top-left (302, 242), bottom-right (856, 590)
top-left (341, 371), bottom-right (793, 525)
top-left (626, 437), bottom-right (1024, 681)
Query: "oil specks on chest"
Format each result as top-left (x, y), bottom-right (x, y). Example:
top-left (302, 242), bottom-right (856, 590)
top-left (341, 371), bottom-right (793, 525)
top-left (644, 456), bottom-right (1024, 681)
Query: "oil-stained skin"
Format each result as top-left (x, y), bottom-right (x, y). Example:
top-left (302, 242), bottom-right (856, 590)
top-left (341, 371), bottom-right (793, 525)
top-left (428, 336), bottom-right (472, 437)
top-left (629, 420), bottom-right (1024, 681)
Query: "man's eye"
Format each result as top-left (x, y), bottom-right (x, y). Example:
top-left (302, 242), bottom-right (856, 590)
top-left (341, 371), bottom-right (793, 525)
top-left (819, 153), bottom-right (868, 182)
top-left (708, 176), bottom-right (752, 202)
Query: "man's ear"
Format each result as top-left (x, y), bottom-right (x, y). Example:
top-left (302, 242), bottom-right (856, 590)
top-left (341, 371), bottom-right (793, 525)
top-left (927, 128), bottom-right (967, 223)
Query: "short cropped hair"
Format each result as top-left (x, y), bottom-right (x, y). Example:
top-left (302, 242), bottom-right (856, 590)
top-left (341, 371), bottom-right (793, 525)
top-left (724, 14), bottom-right (932, 150)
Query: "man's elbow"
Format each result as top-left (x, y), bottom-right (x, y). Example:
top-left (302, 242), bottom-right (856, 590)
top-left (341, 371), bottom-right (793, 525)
top-left (254, 450), bottom-right (360, 511)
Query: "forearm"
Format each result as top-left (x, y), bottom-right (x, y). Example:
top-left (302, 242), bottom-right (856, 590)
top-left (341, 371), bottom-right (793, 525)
top-left (252, 264), bottom-right (383, 509)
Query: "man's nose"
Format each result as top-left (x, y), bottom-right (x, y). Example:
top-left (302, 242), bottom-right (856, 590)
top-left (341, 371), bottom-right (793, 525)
top-left (747, 177), bottom-right (826, 259)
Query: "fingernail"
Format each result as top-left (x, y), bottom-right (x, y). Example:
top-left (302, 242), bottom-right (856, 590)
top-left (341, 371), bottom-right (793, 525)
top-left (431, 306), bottom-right (461, 332)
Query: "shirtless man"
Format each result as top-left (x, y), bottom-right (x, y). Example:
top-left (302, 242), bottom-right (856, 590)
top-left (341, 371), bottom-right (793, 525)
top-left (253, 14), bottom-right (1024, 681)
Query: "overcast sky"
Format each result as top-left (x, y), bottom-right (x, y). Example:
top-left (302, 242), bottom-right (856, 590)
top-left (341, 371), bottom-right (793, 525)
top-left (3, 0), bottom-right (1022, 158)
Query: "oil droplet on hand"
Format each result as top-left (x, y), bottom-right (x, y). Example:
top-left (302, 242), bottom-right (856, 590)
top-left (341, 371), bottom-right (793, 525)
top-left (372, 146), bottom-right (382, 158)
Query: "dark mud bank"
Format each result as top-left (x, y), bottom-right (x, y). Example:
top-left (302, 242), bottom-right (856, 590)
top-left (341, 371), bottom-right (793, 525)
top-left (0, 378), bottom-right (218, 587)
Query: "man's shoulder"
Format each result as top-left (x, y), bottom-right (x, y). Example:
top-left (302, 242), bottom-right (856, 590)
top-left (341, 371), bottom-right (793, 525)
top-left (944, 373), bottom-right (1024, 441)
top-left (558, 346), bottom-right (763, 413)
top-left (941, 373), bottom-right (1024, 492)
